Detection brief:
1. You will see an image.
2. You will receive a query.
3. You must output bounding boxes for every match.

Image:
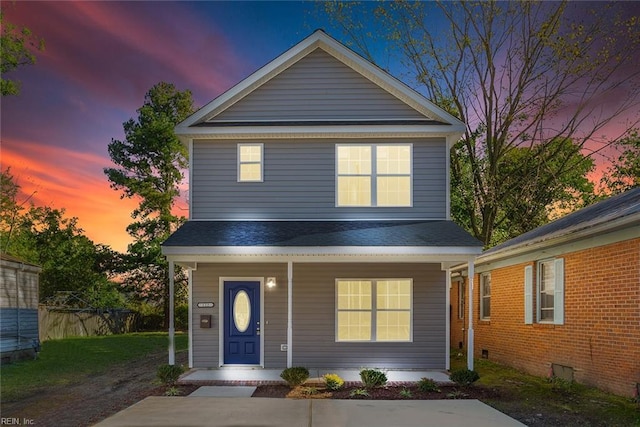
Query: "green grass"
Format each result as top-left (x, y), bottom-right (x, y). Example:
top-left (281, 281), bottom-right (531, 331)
top-left (451, 350), bottom-right (640, 426)
top-left (1, 332), bottom-right (188, 401)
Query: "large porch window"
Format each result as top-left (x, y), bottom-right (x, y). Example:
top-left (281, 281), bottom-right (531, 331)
top-left (336, 279), bottom-right (412, 342)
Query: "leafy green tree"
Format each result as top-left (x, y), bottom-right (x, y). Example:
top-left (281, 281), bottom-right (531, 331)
top-left (104, 82), bottom-right (194, 325)
top-left (0, 10), bottom-right (45, 96)
top-left (600, 131), bottom-right (640, 195)
top-left (324, 1), bottom-right (639, 246)
top-left (1, 170), bottom-right (124, 307)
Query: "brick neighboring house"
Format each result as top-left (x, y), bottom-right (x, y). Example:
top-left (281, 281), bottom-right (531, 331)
top-left (452, 188), bottom-right (640, 397)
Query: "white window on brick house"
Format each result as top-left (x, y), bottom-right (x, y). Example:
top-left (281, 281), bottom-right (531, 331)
top-left (336, 144), bottom-right (412, 207)
top-left (458, 280), bottom-right (465, 319)
top-left (237, 143), bottom-right (263, 182)
top-left (336, 279), bottom-right (412, 342)
top-left (480, 273), bottom-right (491, 320)
top-left (524, 258), bottom-right (564, 325)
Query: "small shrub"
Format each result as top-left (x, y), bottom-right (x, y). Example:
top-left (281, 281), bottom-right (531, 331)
top-left (417, 377), bottom-right (441, 393)
top-left (360, 368), bottom-right (387, 388)
top-left (156, 364), bottom-right (185, 385)
top-left (164, 386), bottom-right (181, 396)
top-left (280, 366), bottom-right (310, 387)
top-left (399, 388), bottom-right (413, 398)
top-left (349, 387), bottom-right (370, 397)
top-left (447, 389), bottom-right (468, 399)
top-left (301, 386), bottom-right (318, 395)
top-left (323, 373), bottom-right (344, 391)
top-left (449, 368), bottom-right (479, 387)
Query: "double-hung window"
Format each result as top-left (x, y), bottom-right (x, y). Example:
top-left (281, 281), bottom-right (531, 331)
top-left (336, 144), bottom-right (411, 206)
top-left (237, 143), bottom-right (263, 182)
top-left (480, 273), bottom-right (491, 320)
top-left (524, 258), bottom-right (564, 325)
top-left (336, 279), bottom-right (412, 342)
top-left (458, 281), bottom-right (465, 320)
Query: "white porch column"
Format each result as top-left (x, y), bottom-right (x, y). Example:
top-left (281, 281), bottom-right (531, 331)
top-left (467, 260), bottom-right (475, 371)
top-left (287, 261), bottom-right (293, 368)
top-left (168, 260), bottom-right (175, 366)
top-left (445, 267), bottom-right (451, 370)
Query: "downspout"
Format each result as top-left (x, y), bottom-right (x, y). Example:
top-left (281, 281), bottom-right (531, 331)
top-left (287, 261), bottom-right (293, 368)
top-left (467, 259), bottom-right (475, 371)
top-left (168, 260), bottom-right (175, 365)
top-left (445, 267), bottom-right (451, 370)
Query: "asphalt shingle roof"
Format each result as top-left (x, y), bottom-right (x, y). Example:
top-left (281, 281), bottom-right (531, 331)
top-left (483, 187), bottom-right (640, 257)
top-left (162, 220), bottom-right (483, 248)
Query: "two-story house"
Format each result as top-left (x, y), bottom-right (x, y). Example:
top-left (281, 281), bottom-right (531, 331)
top-left (162, 30), bottom-right (483, 372)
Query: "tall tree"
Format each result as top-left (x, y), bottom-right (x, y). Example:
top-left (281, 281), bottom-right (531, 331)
top-left (600, 130), bottom-right (640, 195)
top-left (104, 82), bottom-right (194, 325)
top-left (325, 1), bottom-right (640, 246)
top-left (0, 10), bottom-right (45, 96)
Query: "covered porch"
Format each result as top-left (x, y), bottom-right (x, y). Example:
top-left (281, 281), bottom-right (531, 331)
top-left (163, 220), bottom-right (483, 373)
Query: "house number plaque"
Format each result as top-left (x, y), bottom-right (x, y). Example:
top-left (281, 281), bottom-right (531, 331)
top-left (197, 302), bottom-right (215, 308)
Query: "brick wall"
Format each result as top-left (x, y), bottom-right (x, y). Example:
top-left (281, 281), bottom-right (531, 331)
top-left (472, 237), bottom-right (640, 397)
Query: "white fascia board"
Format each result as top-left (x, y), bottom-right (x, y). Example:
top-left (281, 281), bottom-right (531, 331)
top-left (176, 30), bottom-right (466, 133)
top-left (176, 124), bottom-right (467, 141)
top-left (163, 246), bottom-right (482, 265)
top-left (176, 33), bottom-right (320, 130)
top-left (476, 215), bottom-right (640, 267)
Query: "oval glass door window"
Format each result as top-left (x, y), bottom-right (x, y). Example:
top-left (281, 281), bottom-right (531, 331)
top-left (233, 290), bottom-right (251, 332)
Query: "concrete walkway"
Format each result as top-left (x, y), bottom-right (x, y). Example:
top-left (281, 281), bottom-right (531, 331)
top-left (93, 397), bottom-right (525, 427)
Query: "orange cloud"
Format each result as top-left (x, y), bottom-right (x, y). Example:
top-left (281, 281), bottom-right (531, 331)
top-left (2, 139), bottom-right (187, 253)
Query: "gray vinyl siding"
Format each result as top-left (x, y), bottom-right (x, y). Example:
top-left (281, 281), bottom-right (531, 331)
top-left (191, 263), bottom-right (288, 368)
top-left (292, 263), bottom-right (446, 369)
top-left (211, 49), bottom-right (424, 122)
top-left (191, 262), bottom-right (446, 369)
top-left (191, 138), bottom-right (447, 220)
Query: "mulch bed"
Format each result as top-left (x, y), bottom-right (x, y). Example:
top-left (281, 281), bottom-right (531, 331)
top-left (252, 384), bottom-right (502, 400)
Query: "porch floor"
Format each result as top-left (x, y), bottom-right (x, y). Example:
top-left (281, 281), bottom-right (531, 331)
top-left (179, 368), bottom-right (452, 386)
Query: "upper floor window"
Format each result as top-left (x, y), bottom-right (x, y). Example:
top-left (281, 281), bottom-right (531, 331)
top-left (336, 279), bottom-right (412, 342)
top-left (480, 273), bottom-right (491, 320)
top-left (336, 144), bottom-right (411, 207)
top-left (237, 143), bottom-right (263, 182)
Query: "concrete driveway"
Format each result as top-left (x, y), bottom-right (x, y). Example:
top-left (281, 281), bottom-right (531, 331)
top-left (93, 397), bottom-right (525, 427)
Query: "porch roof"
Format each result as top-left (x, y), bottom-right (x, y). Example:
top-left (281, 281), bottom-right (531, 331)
top-left (163, 220), bottom-right (483, 248)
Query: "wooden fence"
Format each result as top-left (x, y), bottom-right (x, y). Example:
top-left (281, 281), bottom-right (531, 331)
top-left (38, 306), bottom-right (140, 341)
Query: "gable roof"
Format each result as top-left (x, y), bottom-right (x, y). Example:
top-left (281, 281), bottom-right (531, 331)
top-left (478, 188), bottom-right (640, 264)
top-left (175, 30), bottom-right (465, 140)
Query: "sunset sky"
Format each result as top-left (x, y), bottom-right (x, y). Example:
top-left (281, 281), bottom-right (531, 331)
top-left (2, 1), bottom-right (638, 253)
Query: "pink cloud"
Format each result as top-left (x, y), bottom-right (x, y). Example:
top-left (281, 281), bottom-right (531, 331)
top-left (4, 2), bottom-right (250, 110)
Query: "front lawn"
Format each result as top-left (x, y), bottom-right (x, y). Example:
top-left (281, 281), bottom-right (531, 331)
top-left (1, 332), bottom-right (188, 401)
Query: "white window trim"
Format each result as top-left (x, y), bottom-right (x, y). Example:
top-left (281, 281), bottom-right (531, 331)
top-left (335, 144), bottom-right (413, 207)
top-left (480, 272), bottom-right (491, 321)
top-left (535, 258), bottom-right (565, 325)
top-left (237, 143), bottom-right (264, 182)
top-left (458, 280), bottom-right (465, 320)
top-left (335, 278), bottom-right (413, 343)
top-left (536, 259), bottom-right (555, 323)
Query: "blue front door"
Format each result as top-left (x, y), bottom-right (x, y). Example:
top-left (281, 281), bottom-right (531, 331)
top-left (224, 281), bottom-right (260, 365)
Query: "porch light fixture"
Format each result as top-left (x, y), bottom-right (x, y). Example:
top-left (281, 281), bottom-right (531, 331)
top-left (266, 277), bottom-right (277, 288)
